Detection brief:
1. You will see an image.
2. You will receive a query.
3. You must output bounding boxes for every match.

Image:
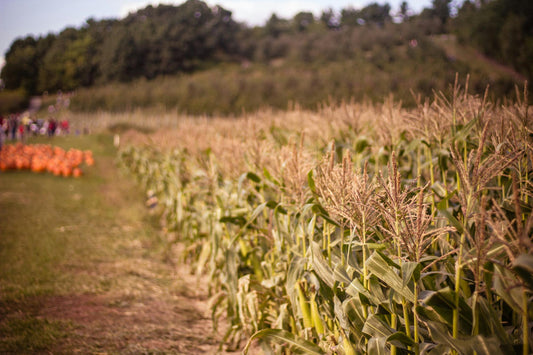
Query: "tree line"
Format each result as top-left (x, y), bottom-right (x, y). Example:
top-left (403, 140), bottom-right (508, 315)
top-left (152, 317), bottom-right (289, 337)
top-left (1, 0), bottom-right (531, 97)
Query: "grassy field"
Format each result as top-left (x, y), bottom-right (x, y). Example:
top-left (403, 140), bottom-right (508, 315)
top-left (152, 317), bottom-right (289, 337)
top-left (0, 134), bottom-right (232, 353)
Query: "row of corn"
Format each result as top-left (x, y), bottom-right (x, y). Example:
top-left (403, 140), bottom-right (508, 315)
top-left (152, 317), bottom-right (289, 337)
top-left (119, 84), bottom-right (532, 354)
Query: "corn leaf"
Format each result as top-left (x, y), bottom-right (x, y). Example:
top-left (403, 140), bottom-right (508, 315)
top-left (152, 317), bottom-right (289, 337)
top-left (493, 264), bottom-right (523, 314)
top-left (367, 337), bottom-right (388, 355)
top-left (477, 297), bottom-right (514, 351)
top-left (243, 329), bottom-right (325, 355)
top-left (401, 261), bottom-right (421, 286)
top-left (417, 287), bottom-right (473, 335)
top-left (426, 321), bottom-right (504, 355)
top-left (362, 314), bottom-right (394, 339)
top-left (342, 296), bottom-right (366, 333)
top-left (512, 253), bottom-right (533, 292)
top-left (366, 252), bottom-right (415, 303)
top-left (437, 206), bottom-right (464, 235)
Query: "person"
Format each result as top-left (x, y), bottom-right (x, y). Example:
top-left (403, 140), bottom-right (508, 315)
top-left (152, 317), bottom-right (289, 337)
top-left (8, 115), bottom-right (18, 140)
top-left (18, 124), bottom-right (25, 142)
top-left (48, 118), bottom-right (56, 137)
top-left (0, 117), bottom-right (5, 150)
top-left (60, 119), bottom-right (69, 135)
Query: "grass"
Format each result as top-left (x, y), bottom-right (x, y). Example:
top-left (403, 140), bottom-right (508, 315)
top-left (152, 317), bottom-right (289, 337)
top-left (0, 134), bottom-right (218, 353)
top-left (1, 135), bottom-right (125, 299)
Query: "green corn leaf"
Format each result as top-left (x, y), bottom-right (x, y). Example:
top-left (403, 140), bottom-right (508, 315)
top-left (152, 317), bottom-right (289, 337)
top-left (310, 243), bottom-right (381, 305)
top-left (228, 202), bottom-right (269, 246)
top-left (426, 321), bottom-right (504, 355)
top-left (219, 215), bottom-right (246, 226)
top-left (437, 206), bottom-right (463, 235)
top-left (266, 200), bottom-right (287, 214)
top-left (310, 203), bottom-right (339, 226)
top-left (477, 297), bottom-right (514, 351)
top-left (376, 250), bottom-right (401, 270)
top-left (367, 337), bottom-right (388, 355)
top-left (451, 116), bottom-right (479, 144)
top-left (243, 329), bottom-right (325, 355)
top-left (512, 253), bottom-right (533, 292)
top-left (310, 242), bottom-right (336, 288)
top-left (354, 136), bottom-right (370, 153)
top-left (417, 287), bottom-right (473, 335)
top-left (343, 296), bottom-right (366, 333)
top-left (350, 241), bottom-right (387, 251)
top-left (401, 261), bottom-right (421, 286)
top-left (493, 264), bottom-right (523, 314)
top-left (431, 181), bottom-right (448, 199)
top-left (387, 332), bottom-right (415, 347)
top-left (246, 171), bottom-right (261, 183)
top-left (263, 167), bottom-right (281, 186)
top-left (366, 252), bottom-right (415, 303)
top-left (307, 169), bottom-right (316, 194)
top-left (362, 314), bottom-right (394, 339)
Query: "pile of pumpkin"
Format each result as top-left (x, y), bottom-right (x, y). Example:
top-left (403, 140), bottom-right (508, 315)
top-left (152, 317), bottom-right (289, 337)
top-left (0, 143), bottom-right (94, 177)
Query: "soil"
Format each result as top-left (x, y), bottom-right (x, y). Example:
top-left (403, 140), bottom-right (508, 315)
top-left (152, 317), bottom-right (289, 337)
top-left (38, 265), bottom-right (237, 354)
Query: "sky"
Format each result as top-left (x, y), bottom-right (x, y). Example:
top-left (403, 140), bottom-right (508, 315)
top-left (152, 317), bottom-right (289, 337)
top-left (0, 0), bottom-right (434, 70)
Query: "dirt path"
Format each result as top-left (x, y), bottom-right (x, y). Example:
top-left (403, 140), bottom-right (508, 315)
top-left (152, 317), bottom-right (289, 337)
top-left (0, 135), bottom-right (239, 354)
top-left (38, 261), bottom-right (228, 354)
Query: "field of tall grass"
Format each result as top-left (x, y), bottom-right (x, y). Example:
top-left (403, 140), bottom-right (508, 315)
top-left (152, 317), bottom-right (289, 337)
top-left (81, 78), bottom-right (532, 354)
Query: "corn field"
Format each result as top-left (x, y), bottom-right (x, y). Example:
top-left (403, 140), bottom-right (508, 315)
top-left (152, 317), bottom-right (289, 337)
top-left (118, 81), bottom-right (532, 354)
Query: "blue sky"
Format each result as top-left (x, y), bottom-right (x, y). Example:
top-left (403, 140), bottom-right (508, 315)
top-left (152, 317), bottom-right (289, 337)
top-left (0, 0), bottom-right (434, 69)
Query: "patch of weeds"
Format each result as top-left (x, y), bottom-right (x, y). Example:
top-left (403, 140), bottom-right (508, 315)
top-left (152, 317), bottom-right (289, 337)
top-left (0, 316), bottom-right (69, 353)
top-left (108, 122), bottom-right (155, 135)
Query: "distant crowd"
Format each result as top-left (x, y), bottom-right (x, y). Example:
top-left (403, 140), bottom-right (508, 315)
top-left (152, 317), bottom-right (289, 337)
top-left (0, 114), bottom-right (70, 150)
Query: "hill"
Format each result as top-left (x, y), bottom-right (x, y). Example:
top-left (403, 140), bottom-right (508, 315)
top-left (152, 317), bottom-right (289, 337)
top-left (0, 0), bottom-right (531, 115)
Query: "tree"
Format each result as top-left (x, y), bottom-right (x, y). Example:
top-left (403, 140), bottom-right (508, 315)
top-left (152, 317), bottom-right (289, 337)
top-left (359, 2), bottom-right (391, 26)
top-left (38, 28), bottom-right (94, 92)
top-left (293, 12), bottom-right (314, 32)
top-left (340, 7), bottom-right (361, 27)
top-left (432, 0), bottom-right (451, 26)
top-left (1, 37), bottom-right (40, 93)
top-left (400, 1), bottom-right (409, 21)
top-left (265, 14), bottom-right (289, 38)
top-left (320, 8), bottom-right (340, 30)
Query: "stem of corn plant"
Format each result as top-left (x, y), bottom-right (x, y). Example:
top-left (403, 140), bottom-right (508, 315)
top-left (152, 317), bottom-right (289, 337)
top-left (425, 146), bottom-right (436, 217)
top-left (413, 280), bottom-right (420, 355)
top-left (453, 214), bottom-right (469, 342)
top-left (361, 215), bottom-right (369, 320)
top-left (391, 212), bottom-right (403, 355)
top-left (522, 288), bottom-right (529, 355)
top-left (327, 225), bottom-right (332, 268)
top-left (472, 289), bottom-right (479, 336)
top-left (302, 230), bottom-right (307, 259)
top-left (341, 226), bottom-right (346, 267)
top-left (391, 306), bottom-right (397, 355)
top-left (417, 146), bottom-right (422, 188)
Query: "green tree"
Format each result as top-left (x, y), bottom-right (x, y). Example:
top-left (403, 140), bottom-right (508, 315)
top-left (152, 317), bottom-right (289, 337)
top-left (320, 8), bottom-right (339, 30)
top-left (1, 37), bottom-right (39, 94)
top-left (359, 2), bottom-right (391, 26)
top-left (340, 7), bottom-right (361, 27)
top-left (293, 12), bottom-right (314, 32)
top-left (38, 28), bottom-right (94, 92)
top-left (432, 0), bottom-right (451, 26)
top-left (265, 14), bottom-right (289, 38)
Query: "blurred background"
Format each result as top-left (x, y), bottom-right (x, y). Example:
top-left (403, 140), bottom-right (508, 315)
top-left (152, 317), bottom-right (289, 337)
top-left (0, 0), bottom-right (531, 115)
